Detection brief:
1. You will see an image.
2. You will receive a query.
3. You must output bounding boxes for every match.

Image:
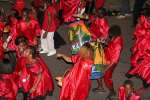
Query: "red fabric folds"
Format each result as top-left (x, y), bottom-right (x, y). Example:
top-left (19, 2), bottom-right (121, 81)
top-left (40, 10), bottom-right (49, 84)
top-left (104, 36), bottom-right (123, 89)
top-left (60, 0), bottom-right (80, 22)
top-left (118, 86), bottom-right (141, 100)
top-left (16, 57), bottom-right (54, 98)
top-left (60, 55), bottom-right (93, 100)
top-left (89, 17), bottom-right (109, 40)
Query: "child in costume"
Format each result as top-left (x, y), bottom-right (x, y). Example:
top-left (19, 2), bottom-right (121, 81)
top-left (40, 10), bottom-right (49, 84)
top-left (118, 80), bottom-right (140, 100)
top-left (40, 0), bottom-right (59, 56)
top-left (16, 46), bottom-right (54, 99)
top-left (57, 43), bottom-right (94, 100)
top-left (104, 25), bottom-right (123, 99)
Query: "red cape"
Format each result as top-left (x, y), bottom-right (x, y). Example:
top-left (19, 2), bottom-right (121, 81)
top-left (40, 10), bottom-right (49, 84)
top-left (60, 55), bottom-right (93, 100)
top-left (16, 57), bottom-right (54, 98)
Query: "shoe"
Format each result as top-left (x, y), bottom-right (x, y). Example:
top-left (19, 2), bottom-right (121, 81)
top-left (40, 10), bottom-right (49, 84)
top-left (47, 50), bottom-right (56, 56)
top-left (40, 50), bottom-right (48, 54)
top-left (116, 15), bottom-right (126, 19)
top-left (92, 88), bottom-right (106, 92)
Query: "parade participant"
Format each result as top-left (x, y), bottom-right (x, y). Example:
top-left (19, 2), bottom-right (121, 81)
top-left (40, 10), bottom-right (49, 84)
top-left (15, 36), bottom-right (28, 58)
top-left (5, 15), bottom-right (19, 51)
top-left (57, 43), bottom-right (94, 100)
top-left (118, 80), bottom-right (141, 100)
top-left (0, 18), bottom-right (4, 60)
top-left (104, 25), bottom-right (123, 99)
top-left (17, 9), bottom-right (41, 46)
top-left (13, 0), bottom-right (25, 16)
top-left (40, 0), bottom-right (59, 56)
top-left (16, 46), bottom-right (54, 99)
top-left (128, 35), bottom-right (150, 88)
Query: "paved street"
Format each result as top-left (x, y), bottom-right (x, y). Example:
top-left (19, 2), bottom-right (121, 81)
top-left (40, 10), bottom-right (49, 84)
top-left (40, 16), bottom-right (150, 100)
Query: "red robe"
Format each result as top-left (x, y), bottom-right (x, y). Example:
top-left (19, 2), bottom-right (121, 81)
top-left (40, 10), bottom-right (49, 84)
top-left (16, 57), bottom-right (54, 98)
top-left (60, 0), bottom-right (80, 22)
top-left (118, 86), bottom-right (141, 100)
top-left (42, 5), bottom-right (59, 32)
top-left (0, 74), bottom-right (18, 100)
top-left (89, 17), bottom-right (109, 40)
top-left (60, 55), bottom-right (93, 100)
top-left (8, 17), bottom-right (19, 50)
top-left (104, 36), bottom-right (123, 89)
top-left (95, 0), bottom-right (105, 10)
top-left (18, 18), bottom-right (41, 45)
top-left (128, 50), bottom-right (150, 85)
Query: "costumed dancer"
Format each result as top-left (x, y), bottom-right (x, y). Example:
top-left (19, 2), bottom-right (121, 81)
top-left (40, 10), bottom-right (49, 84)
top-left (5, 15), bottom-right (19, 51)
top-left (88, 12), bottom-right (109, 92)
top-left (40, 0), bottom-right (59, 56)
top-left (118, 80), bottom-right (141, 100)
top-left (104, 25), bottom-right (123, 99)
top-left (16, 46), bottom-right (54, 99)
top-left (17, 9), bottom-right (41, 46)
top-left (130, 15), bottom-right (150, 68)
top-left (57, 43), bottom-right (94, 100)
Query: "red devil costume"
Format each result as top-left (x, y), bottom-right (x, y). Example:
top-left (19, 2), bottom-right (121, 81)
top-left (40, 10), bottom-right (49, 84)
top-left (104, 36), bottom-right (123, 90)
top-left (60, 55), bottom-right (93, 100)
top-left (89, 16), bottom-right (109, 40)
top-left (16, 57), bottom-right (54, 98)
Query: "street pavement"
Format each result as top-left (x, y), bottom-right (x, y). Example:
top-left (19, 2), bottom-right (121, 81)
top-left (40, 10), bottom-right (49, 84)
top-left (40, 16), bottom-right (150, 100)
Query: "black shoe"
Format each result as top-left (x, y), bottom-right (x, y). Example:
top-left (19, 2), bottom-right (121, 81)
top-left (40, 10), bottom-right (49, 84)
top-left (92, 88), bottom-right (106, 92)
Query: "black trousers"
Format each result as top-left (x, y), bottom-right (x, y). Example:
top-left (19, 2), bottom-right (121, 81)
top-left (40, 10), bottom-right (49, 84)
top-left (133, 0), bottom-right (146, 26)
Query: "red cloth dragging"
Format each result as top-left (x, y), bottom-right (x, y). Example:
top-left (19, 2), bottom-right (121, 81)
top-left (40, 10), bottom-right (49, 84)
top-left (60, 55), bottom-right (93, 100)
top-left (104, 36), bottom-right (123, 89)
top-left (89, 17), bottom-right (109, 40)
top-left (42, 5), bottom-right (59, 32)
top-left (118, 86), bottom-right (141, 100)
